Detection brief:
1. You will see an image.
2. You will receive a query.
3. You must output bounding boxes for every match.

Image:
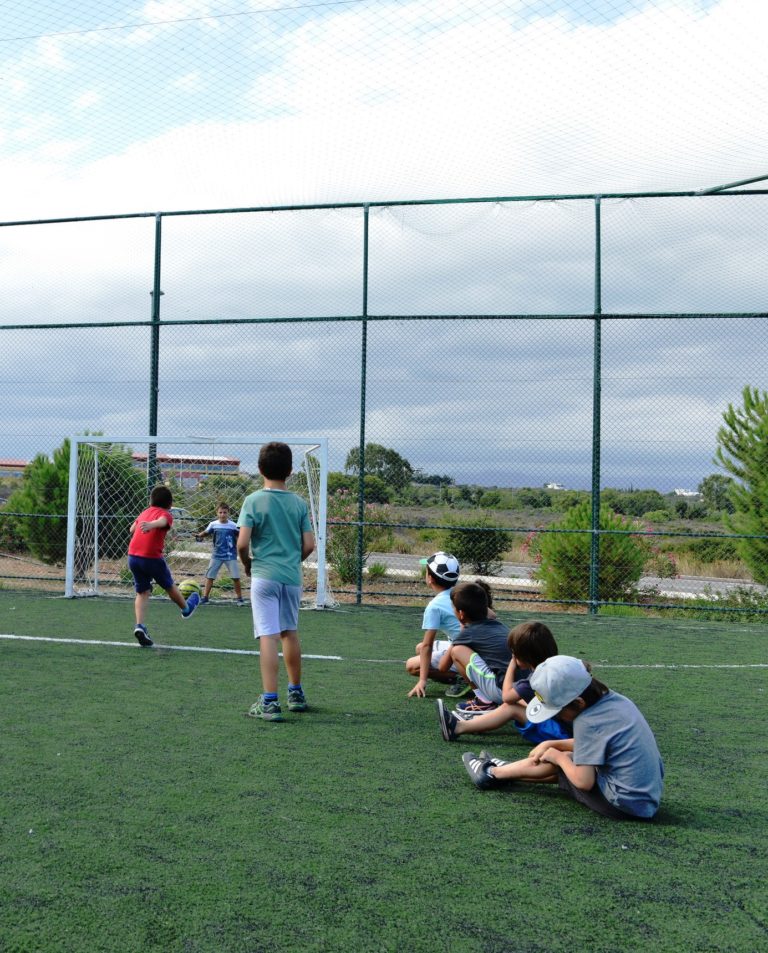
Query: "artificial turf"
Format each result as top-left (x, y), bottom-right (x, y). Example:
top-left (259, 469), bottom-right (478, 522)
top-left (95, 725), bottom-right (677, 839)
top-left (1, 593), bottom-right (766, 952)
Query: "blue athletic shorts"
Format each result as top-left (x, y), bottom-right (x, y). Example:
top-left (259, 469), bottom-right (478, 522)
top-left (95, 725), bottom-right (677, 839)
top-left (128, 555), bottom-right (174, 593)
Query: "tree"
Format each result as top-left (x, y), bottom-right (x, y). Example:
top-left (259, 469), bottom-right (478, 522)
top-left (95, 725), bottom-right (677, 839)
top-left (444, 515), bottom-right (509, 575)
top-left (5, 438), bottom-right (146, 567)
top-left (344, 443), bottom-right (414, 492)
top-left (714, 385), bottom-right (768, 583)
top-left (531, 500), bottom-right (648, 602)
top-left (698, 473), bottom-right (735, 514)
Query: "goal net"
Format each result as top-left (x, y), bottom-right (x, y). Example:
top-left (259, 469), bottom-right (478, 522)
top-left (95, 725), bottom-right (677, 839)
top-left (64, 436), bottom-right (332, 607)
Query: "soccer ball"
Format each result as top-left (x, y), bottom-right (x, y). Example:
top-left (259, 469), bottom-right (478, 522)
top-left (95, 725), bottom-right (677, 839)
top-left (425, 551), bottom-right (460, 583)
top-left (178, 579), bottom-right (201, 598)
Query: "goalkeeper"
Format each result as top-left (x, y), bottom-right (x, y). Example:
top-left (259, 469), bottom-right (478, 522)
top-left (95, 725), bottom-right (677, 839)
top-left (196, 502), bottom-right (245, 605)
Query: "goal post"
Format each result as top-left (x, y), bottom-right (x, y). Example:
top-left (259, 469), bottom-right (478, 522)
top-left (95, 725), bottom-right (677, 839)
top-left (64, 435), bottom-right (331, 607)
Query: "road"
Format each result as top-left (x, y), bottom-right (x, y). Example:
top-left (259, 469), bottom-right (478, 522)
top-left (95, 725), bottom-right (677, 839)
top-left (362, 553), bottom-right (765, 599)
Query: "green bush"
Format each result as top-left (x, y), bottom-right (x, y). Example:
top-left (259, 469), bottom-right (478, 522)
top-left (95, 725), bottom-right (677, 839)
top-left (642, 509), bottom-right (673, 522)
top-left (444, 514), bottom-right (509, 575)
top-left (327, 491), bottom-right (392, 585)
top-left (531, 501), bottom-right (648, 601)
top-left (679, 537), bottom-right (739, 563)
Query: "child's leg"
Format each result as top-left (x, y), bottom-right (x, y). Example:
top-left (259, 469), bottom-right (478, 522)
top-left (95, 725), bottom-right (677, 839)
top-left (234, 578), bottom-right (243, 599)
top-left (134, 589), bottom-right (151, 624)
top-left (203, 578), bottom-right (214, 599)
top-left (258, 635), bottom-right (281, 694)
top-left (453, 702), bottom-right (520, 737)
top-left (166, 584), bottom-right (188, 611)
top-left (280, 630), bottom-right (302, 686)
top-left (491, 755), bottom-right (559, 784)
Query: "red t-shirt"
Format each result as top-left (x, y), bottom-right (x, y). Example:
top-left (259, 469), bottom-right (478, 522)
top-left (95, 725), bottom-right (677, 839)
top-left (128, 506), bottom-right (173, 559)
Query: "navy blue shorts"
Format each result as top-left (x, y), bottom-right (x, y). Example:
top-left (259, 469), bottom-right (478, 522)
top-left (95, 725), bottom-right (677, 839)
top-left (128, 555), bottom-right (174, 593)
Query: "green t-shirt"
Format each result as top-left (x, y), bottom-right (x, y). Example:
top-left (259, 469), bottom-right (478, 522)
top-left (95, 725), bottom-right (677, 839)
top-left (237, 489), bottom-right (311, 586)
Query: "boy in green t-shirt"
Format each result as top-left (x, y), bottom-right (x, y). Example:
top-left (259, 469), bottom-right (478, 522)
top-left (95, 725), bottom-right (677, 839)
top-left (237, 442), bottom-right (315, 721)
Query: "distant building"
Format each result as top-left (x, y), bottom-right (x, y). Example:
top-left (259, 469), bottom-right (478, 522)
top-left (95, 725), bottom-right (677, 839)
top-left (132, 453), bottom-right (240, 488)
top-left (673, 488), bottom-right (700, 497)
top-left (0, 459), bottom-right (28, 478)
top-left (545, 482), bottom-right (566, 491)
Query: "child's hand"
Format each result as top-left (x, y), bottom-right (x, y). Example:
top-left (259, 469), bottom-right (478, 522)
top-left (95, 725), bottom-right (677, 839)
top-left (529, 740), bottom-right (553, 764)
top-left (408, 680), bottom-right (427, 698)
top-left (139, 521), bottom-right (151, 533)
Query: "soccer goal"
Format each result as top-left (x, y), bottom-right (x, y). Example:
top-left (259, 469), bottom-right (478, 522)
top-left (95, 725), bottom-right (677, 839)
top-left (64, 435), bottom-right (332, 607)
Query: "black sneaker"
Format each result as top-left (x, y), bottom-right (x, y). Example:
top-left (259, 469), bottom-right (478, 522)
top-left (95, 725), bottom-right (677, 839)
top-left (445, 679), bottom-right (473, 698)
top-left (436, 699), bottom-right (459, 742)
top-left (462, 752), bottom-right (499, 790)
top-left (479, 749), bottom-right (511, 769)
top-left (287, 688), bottom-right (308, 712)
top-left (133, 624), bottom-right (153, 647)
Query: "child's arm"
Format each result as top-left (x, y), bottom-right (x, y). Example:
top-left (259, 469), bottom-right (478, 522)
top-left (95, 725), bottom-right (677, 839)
top-left (501, 658), bottom-right (521, 704)
top-left (237, 526), bottom-right (252, 576)
top-left (139, 516), bottom-right (169, 532)
top-left (529, 738), bottom-right (574, 763)
top-left (537, 747), bottom-right (596, 791)
top-left (407, 629), bottom-right (437, 698)
top-left (301, 531), bottom-right (315, 560)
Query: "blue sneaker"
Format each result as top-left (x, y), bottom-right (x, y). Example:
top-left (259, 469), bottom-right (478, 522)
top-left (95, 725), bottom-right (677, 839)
top-left (133, 623), bottom-right (153, 647)
top-left (181, 591), bottom-right (200, 619)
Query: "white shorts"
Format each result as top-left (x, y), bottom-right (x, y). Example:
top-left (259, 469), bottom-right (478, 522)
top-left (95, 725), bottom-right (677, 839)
top-left (431, 639), bottom-right (458, 674)
top-left (250, 578), bottom-right (301, 638)
top-left (206, 557), bottom-right (241, 580)
top-left (465, 652), bottom-right (503, 704)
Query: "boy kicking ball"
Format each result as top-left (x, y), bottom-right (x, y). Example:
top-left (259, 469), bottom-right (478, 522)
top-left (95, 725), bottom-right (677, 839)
top-left (127, 485), bottom-right (200, 647)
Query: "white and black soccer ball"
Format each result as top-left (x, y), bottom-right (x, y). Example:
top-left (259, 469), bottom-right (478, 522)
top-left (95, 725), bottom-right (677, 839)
top-left (426, 551), bottom-right (460, 583)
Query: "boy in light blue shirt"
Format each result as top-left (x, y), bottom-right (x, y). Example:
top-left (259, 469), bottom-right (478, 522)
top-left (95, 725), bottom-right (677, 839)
top-left (196, 503), bottom-right (244, 605)
top-left (406, 551), bottom-right (462, 698)
top-left (237, 443), bottom-right (315, 722)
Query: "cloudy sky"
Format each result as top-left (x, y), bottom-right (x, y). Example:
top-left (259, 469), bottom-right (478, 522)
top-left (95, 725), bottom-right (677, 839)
top-left (2, 0), bottom-right (767, 490)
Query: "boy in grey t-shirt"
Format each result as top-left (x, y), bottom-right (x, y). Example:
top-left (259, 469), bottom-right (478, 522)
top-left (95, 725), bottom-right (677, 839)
top-left (461, 655), bottom-right (664, 820)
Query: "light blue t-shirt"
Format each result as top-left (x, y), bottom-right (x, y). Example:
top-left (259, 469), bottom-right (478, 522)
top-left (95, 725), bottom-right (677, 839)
top-left (422, 587), bottom-right (461, 640)
top-left (203, 519), bottom-right (239, 560)
top-left (573, 691), bottom-right (665, 818)
top-left (237, 489), bottom-right (312, 586)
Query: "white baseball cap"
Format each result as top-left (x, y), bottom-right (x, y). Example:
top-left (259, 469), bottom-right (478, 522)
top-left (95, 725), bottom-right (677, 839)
top-left (526, 655), bottom-right (592, 723)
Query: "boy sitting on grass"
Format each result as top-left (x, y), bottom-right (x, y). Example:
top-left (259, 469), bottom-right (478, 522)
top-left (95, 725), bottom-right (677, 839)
top-left (462, 655), bottom-right (665, 821)
top-left (406, 552), bottom-right (462, 698)
top-left (436, 620), bottom-right (572, 745)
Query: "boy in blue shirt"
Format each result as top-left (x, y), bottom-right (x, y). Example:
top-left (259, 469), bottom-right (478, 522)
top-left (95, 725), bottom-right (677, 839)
top-left (406, 551), bottom-right (461, 698)
top-left (196, 503), bottom-right (244, 605)
top-left (237, 443), bottom-right (315, 722)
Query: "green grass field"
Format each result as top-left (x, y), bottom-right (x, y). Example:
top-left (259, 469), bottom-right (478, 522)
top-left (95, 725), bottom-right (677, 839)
top-left (1, 593), bottom-right (766, 952)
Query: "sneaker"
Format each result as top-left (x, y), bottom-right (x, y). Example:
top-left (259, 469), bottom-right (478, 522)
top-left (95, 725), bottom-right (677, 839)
top-left (287, 688), bottom-right (308, 712)
top-left (181, 591), bottom-right (200, 619)
top-left (462, 752), bottom-right (499, 790)
top-left (133, 623), bottom-right (153, 647)
top-left (479, 749), bottom-right (511, 769)
top-left (236, 598), bottom-right (246, 606)
top-left (247, 695), bottom-right (284, 721)
top-left (436, 698), bottom-right (459, 742)
top-left (200, 596), bottom-right (209, 605)
top-left (455, 697), bottom-right (498, 718)
top-left (445, 679), bottom-right (473, 698)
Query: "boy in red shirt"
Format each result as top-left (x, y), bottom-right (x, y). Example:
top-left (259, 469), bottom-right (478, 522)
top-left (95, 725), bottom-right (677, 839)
top-left (127, 485), bottom-right (200, 646)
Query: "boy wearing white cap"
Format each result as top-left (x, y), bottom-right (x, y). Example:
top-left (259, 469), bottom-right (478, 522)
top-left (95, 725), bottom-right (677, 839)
top-left (406, 552), bottom-right (462, 698)
top-left (462, 655), bottom-right (664, 820)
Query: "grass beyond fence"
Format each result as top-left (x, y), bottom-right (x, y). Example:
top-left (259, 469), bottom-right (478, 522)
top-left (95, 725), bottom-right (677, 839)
top-left (1, 594), bottom-right (766, 952)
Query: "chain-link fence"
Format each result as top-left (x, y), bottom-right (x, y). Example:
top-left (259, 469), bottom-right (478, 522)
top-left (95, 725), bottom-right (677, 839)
top-left (2, 189), bottom-right (767, 615)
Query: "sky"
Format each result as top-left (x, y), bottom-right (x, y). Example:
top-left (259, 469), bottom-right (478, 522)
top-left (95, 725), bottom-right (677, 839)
top-left (1, 0), bottom-right (767, 491)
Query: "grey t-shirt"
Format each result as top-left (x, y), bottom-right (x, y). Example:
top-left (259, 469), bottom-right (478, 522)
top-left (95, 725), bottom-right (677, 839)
top-left (573, 691), bottom-right (664, 818)
top-left (451, 618), bottom-right (512, 687)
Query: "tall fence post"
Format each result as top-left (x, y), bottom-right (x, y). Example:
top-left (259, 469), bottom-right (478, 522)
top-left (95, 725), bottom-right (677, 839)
top-left (356, 204), bottom-right (370, 604)
top-left (589, 195), bottom-right (603, 614)
top-left (148, 213), bottom-right (163, 489)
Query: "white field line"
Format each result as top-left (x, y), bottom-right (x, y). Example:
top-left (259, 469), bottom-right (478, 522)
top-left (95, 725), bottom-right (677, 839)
top-left (1, 633), bottom-right (766, 668)
top-left (0, 633), bottom-right (341, 659)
